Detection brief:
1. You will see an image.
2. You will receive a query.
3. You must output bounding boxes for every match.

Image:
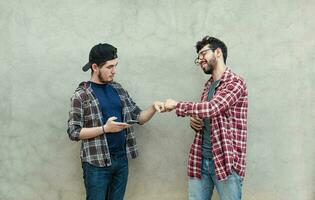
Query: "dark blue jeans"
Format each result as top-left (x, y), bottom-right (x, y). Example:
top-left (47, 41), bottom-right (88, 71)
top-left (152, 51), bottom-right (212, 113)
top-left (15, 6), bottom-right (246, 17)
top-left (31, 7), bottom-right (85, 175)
top-left (82, 152), bottom-right (128, 200)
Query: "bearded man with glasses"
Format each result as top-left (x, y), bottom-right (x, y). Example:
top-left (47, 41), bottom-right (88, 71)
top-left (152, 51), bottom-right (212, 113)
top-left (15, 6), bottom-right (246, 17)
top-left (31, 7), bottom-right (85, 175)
top-left (164, 36), bottom-right (248, 200)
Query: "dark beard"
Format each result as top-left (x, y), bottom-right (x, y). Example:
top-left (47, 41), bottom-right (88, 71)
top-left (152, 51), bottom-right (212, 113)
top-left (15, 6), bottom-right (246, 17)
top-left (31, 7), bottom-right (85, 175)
top-left (203, 57), bottom-right (216, 74)
top-left (97, 72), bottom-right (110, 83)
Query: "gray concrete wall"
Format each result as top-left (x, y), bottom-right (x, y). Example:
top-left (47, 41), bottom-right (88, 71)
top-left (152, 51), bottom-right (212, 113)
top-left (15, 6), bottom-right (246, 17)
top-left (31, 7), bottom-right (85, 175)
top-left (1, 0), bottom-right (314, 199)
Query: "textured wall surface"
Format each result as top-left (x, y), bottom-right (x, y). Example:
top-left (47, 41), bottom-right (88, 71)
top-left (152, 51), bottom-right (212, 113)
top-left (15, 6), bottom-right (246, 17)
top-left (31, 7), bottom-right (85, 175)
top-left (1, 0), bottom-right (314, 199)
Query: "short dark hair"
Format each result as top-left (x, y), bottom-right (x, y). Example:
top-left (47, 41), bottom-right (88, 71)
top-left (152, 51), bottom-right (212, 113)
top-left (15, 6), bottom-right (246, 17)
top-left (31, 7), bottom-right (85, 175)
top-left (195, 36), bottom-right (228, 64)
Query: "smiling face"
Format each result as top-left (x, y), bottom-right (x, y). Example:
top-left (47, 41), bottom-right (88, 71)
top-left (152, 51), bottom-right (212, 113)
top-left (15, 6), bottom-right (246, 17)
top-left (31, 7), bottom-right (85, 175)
top-left (197, 45), bottom-right (217, 75)
top-left (194, 36), bottom-right (228, 75)
top-left (92, 58), bottom-right (118, 84)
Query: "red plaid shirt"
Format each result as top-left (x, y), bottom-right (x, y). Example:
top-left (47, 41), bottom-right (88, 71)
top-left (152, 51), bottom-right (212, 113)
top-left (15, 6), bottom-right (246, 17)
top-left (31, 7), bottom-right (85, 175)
top-left (176, 68), bottom-right (248, 181)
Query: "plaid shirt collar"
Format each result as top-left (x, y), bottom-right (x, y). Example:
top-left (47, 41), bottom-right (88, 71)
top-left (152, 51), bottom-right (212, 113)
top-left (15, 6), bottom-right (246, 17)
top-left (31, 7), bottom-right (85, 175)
top-left (204, 67), bottom-right (231, 87)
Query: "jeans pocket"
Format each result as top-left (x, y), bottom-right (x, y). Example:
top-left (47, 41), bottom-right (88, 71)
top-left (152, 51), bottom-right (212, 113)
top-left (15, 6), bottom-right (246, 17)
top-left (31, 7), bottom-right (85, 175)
top-left (231, 169), bottom-right (243, 187)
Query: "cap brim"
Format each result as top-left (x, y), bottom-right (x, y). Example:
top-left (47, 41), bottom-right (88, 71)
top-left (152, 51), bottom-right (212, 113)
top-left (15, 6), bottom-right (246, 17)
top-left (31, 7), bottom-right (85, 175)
top-left (82, 62), bottom-right (91, 72)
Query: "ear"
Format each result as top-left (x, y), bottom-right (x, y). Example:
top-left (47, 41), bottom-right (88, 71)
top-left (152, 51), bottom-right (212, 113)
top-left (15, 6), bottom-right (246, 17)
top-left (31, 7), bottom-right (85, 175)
top-left (91, 63), bottom-right (98, 73)
top-left (215, 48), bottom-right (222, 58)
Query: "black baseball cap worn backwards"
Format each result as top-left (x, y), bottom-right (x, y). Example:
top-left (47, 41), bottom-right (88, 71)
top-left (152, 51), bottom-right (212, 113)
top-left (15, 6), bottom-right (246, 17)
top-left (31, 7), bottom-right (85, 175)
top-left (82, 43), bottom-right (118, 72)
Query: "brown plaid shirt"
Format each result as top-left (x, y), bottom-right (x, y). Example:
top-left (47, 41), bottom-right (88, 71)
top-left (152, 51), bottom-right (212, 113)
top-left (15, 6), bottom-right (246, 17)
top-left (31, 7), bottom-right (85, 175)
top-left (67, 81), bottom-right (142, 167)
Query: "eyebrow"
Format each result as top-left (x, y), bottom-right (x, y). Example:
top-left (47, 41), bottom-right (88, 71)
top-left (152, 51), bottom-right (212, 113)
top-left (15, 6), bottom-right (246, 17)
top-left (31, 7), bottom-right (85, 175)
top-left (107, 62), bottom-right (118, 68)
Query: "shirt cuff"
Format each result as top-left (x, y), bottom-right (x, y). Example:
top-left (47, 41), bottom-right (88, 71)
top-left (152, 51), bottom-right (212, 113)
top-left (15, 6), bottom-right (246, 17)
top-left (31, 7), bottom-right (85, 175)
top-left (175, 102), bottom-right (186, 117)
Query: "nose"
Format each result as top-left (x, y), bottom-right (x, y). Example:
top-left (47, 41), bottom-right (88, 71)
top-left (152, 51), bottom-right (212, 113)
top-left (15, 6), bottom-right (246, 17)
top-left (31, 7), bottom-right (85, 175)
top-left (199, 53), bottom-right (206, 60)
top-left (112, 66), bottom-right (116, 74)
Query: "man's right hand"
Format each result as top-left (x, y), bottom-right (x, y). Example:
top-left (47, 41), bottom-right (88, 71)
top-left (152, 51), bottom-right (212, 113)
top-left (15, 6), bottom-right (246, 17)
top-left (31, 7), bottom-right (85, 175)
top-left (190, 116), bottom-right (204, 131)
top-left (103, 117), bottom-right (131, 133)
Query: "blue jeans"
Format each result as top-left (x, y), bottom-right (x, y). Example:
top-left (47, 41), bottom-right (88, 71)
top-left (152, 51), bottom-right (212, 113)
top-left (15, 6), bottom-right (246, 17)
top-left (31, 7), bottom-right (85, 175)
top-left (82, 152), bottom-right (128, 200)
top-left (189, 158), bottom-right (243, 200)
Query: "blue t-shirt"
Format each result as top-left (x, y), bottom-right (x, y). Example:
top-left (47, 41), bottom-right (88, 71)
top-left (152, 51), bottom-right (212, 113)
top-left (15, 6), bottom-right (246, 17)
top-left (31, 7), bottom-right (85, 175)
top-left (202, 79), bottom-right (220, 158)
top-left (89, 81), bottom-right (126, 154)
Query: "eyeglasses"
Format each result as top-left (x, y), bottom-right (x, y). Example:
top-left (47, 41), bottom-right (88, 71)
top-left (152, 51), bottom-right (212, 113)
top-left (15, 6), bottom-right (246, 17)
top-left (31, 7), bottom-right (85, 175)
top-left (194, 48), bottom-right (213, 65)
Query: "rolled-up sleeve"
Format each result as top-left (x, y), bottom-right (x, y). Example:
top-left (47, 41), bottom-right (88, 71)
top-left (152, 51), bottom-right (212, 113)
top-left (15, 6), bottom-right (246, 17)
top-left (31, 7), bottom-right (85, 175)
top-left (125, 91), bottom-right (142, 121)
top-left (67, 93), bottom-right (83, 141)
top-left (176, 79), bottom-right (246, 119)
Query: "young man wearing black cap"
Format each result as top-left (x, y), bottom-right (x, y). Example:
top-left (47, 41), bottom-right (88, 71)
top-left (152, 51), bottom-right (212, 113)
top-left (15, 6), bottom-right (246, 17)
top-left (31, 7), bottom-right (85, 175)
top-left (67, 43), bottom-right (165, 200)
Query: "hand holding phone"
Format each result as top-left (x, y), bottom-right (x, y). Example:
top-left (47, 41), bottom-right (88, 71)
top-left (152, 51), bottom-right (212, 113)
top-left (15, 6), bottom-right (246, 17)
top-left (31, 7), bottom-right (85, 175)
top-left (104, 117), bottom-right (131, 133)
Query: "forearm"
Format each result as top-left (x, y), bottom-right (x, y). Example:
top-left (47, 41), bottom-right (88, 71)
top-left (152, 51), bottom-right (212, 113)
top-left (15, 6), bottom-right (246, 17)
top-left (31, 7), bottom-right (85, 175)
top-left (138, 104), bottom-right (156, 124)
top-left (176, 101), bottom-right (218, 119)
top-left (79, 126), bottom-right (105, 140)
top-left (176, 80), bottom-right (246, 118)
